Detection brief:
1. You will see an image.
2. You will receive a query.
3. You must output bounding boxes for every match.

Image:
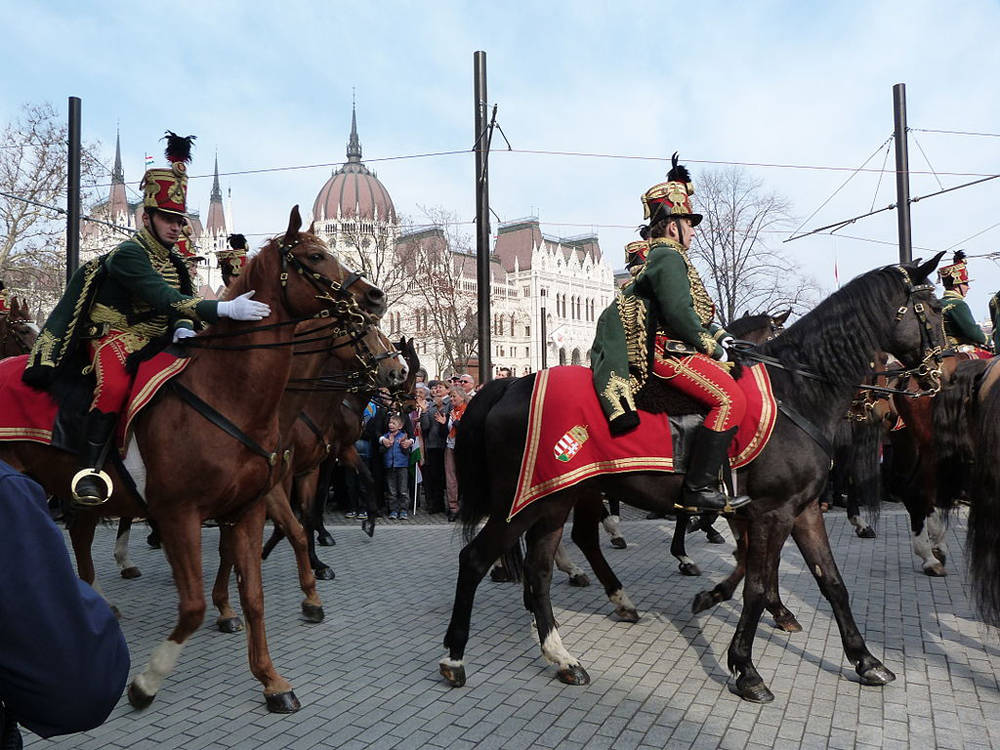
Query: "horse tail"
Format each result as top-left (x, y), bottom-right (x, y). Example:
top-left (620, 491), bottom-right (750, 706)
top-left (967, 372), bottom-right (1000, 627)
top-left (848, 418), bottom-right (883, 531)
top-left (456, 376), bottom-right (519, 543)
top-left (935, 359), bottom-right (988, 516)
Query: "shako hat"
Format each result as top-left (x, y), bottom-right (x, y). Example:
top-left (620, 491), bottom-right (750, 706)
top-left (624, 240), bottom-right (649, 269)
top-left (939, 250), bottom-right (972, 285)
top-left (641, 152), bottom-right (702, 227)
top-left (140, 131), bottom-right (196, 217)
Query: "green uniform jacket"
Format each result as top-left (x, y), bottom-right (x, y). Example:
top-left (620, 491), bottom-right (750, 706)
top-left (24, 229), bottom-right (220, 388)
top-left (941, 290), bottom-right (988, 348)
top-left (989, 292), bottom-right (1000, 351)
top-left (591, 238), bottom-right (727, 434)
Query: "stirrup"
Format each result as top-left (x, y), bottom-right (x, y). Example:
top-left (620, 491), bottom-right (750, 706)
top-left (71, 468), bottom-right (114, 507)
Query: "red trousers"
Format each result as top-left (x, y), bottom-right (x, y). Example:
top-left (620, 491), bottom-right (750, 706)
top-left (652, 339), bottom-right (746, 432)
top-left (87, 330), bottom-right (138, 414)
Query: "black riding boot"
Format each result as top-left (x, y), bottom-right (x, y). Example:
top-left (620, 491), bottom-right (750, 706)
top-left (71, 410), bottom-right (118, 506)
top-left (679, 426), bottom-right (751, 513)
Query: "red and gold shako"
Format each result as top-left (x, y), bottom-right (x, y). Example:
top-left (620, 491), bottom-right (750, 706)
top-left (140, 131), bottom-right (196, 217)
top-left (939, 250), bottom-right (971, 285)
top-left (641, 152), bottom-right (702, 227)
top-left (625, 240), bottom-right (649, 269)
top-left (216, 233), bottom-right (249, 277)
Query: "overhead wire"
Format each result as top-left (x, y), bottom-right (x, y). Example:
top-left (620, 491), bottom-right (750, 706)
top-left (910, 130), bottom-right (945, 191)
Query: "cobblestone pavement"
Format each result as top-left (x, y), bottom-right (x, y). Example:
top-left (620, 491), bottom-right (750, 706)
top-left (25, 507), bottom-right (1000, 749)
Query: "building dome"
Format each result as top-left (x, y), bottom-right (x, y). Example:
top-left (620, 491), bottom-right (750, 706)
top-left (312, 106), bottom-right (396, 224)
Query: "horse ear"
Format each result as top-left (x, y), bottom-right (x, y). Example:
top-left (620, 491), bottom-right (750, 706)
top-left (284, 205), bottom-right (302, 246)
top-left (774, 309), bottom-right (791, 325)
top-left (307, 220), bottom-right (316, 235)
top-left (741, 309), bottom-right (750, 319)
top-left (911, 250), bottom-right (946, 283)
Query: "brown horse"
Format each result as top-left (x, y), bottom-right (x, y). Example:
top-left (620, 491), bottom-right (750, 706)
top-left (210, 324), bottom-right (411, 632)
top-left (0, 296), bottom-right (39, 359)
top-left (0, 206), bottom-right (385, 713)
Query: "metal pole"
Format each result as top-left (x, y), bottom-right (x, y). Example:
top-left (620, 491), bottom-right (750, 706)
top-left (892, 83), bottom-right (912, 264)
top-left (66, 96), bottom-right (82, 284)
top-left (540, 305), bottom-right (547, 369)
top-left (474, 50), bottom-right (492, 383)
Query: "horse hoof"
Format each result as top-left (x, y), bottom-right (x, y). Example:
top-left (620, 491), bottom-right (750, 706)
top-left (773, 614), bottom-right (803, 633)
top-left (610, 536), bottom-right (627, 549)
top-left (317, 532), bottom-right (335, 547)
top-left (932, 547), bottom-right (947, 565)
top-left (727, 677), bottom-right (774, 703)
top-left (614, 607), bottom-right (640, 623)
top-left (679, 562), bottom-right (702, 577)
top-left (923, 563), bottom-right (947, 577)
top-left (127, 681), bottom-right (155, 710)
top-left (361, 520), bottom-right (375, 537)
top-left (314, 566), bottom-right (336, 581)
top-left (706, 530), bottom-right (726, 544)
top-left (439, 661), bottom-right (466, 687)
top-left (856, 527), bottom-right (877, 539)
top-left (146, 535), bottom-right (161, 550)
top-left (120, 566), bottom-right (142, 579)
top-left (556, 664), bottom-right (590, 685)
top-left (217, 617), bottom-right (243, 633)
top-left (691, 590), bottom-right (720, 614)
top-left (301, 602), bottom-right (325, 623)
top-left (568, 573), bottom-right (590, 587)
top-left (858, 663), bottom-right (895, 686)
top-left (265, 690), bottom-right (301, 713)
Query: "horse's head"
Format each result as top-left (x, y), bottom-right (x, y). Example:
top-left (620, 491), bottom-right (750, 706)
top-left (884, 252), bottom-right (948, 392)
top-left (253, 205), bottom-right (386, 324)
top-left (328, 325), bottom-right (409, 391)
top-left (0, 297), bottom-right (38, 358)
top-left (728, 309), bottom-right (789, 345)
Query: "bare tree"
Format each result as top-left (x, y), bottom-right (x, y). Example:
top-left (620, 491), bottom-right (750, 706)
top-left (337, 220), bottom-right (410, 308)
top-left (691, 166), bottom-right (818, 325)
top-left (0, 102), bottom-right (102, 319)
top-left (396, 206), bottom-right (478, 375)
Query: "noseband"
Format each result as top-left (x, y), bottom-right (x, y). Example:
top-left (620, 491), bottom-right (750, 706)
top-left (0, 317), bottom-right (35, 355)
top-left (278, 238), bottom-right (372, 331)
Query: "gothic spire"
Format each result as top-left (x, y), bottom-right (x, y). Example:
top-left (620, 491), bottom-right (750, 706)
top-left (112, 127), bottom-right (124, 184)
top-left (346, 96), bottom-right (362, 163)
top-left (210, 152), bottom-right (222, 202)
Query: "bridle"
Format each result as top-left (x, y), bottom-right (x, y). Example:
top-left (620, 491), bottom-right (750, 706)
top-left (278, 237), bottom-right (372, 332)
top-left (0, 316), bottom-right (35, 356)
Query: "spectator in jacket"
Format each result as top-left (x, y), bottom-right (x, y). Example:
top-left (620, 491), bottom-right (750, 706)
top-left (444, 387), bottom-right (469, 521)
top-left (419, 379), bottom-right (451, 513)
top-left (380, 414), bottom-right (413, 519)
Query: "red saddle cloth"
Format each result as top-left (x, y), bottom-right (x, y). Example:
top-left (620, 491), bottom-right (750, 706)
top-left (510, 364), bottom-right (777, 520)
top-left (0, 351), bottom-right (189, 453)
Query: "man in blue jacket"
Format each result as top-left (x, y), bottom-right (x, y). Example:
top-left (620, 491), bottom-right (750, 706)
top-left (0, 460), bottom-right (129, 745)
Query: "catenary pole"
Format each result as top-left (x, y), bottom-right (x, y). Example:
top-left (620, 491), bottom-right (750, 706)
top-left (893, 83), bottom-right (912, 264)
top-left (66, 96), bottom-right (82, 284)
top-left (474, 51), bottom-right (492, 383)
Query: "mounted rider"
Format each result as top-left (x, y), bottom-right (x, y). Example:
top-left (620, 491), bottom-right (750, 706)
top-left (217, 233), bottom-right (249, 288)
top-left (22, 131), bottom-right (272, 506)
top-left (938, 250), bottom-right (992, 358)
top-left (591, 153), bottom-right (749, 512)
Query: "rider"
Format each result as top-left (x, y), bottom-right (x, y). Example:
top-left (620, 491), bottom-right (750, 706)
top-left (217, 233), bottom-right (249, 288)
top-left (0, 279), bottom-right (8, 315)
top-left (23, 131), bottom-right (271, 506)
top-left (591, 154), bottom-right (749, 512)
top-left (938, 250), bottom-right (992, 357)
top-left (990, 289), bottom-right (1000, 352)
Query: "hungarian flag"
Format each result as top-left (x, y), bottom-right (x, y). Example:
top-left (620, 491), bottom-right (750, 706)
top-left (145, 154), bottom-right (154, 167)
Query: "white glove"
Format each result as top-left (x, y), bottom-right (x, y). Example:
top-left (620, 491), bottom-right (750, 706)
top-left (717, 346), bottom-right (729, 363)
top-left (172, 328), bottom-right (197, 344)
top-left (721, 335), bottom-right (735, 350)
top-left (218, 290), bottom-right (270, 321)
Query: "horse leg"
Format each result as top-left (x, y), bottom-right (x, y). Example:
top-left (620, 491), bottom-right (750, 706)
top-left (114, 516), bottom-right (142, 578)
top-left (926, 507), bottom-right (949, 568)
top-left (570, 496), bottom-right (638, 622)
top-left (692, 516), bottom-right (746, 612)
top-left (441, 515), bottom-right (526, 687)
top-left (266, 486), bottom-right (324, 622)
top-left (846, 493), bottom-right (876, 539)
top-left (357, 461), bottom-right (377, 537)
top-left (523, 514), bottom-right (590, 685)
top-left (261, 523), bottom-right (285, 560)
top-left (791, 500), bottom-right (895, 686)
top-left (296, 469), bottom-right (335, 580)
top-left (701, 511), bottom-right (726, 543)
top-left (908, 504), bottom-right (945, 576)
top-left (726, 509), bottom-right (793, 703)
top-left (128, 510), bottom-right (206, 710)
top-left (672, 511), bottom-right (701, 576)
top-left (553, 542), bottom-right (590, 586)
top-left (599, 498), bottom-right (627, 548)
top-left (211, 529), bottom-right (242, 633)
top-left (313, 458), bottom-right (336, 547)
top-left (230, 499), bottom-right (300, 713)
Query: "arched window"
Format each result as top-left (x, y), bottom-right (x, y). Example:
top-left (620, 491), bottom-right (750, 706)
top-left (558, 348), bottom-right (567, 366)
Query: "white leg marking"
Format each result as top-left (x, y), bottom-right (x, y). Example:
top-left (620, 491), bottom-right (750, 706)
top-left (123, 438), bottom-right (148, 501)
top-left (439, 656), bottom-right (464, 668)
top-left (114, 529), bottom-right (132, 572)
top-left (601, 514), bottom-right (623, 538)
top-left (609, 589), bottom-right (636, 612)
top-left (912, 525), bottom-right (938, 569)
top-left (553, 543), bottom-right (584, 577)
top-left (927, 509), bottom-right (949, 556)
top-left (133, 640), bottom-right (184, 697)
top-left (678, 555), bottom-right (696, 567)
top-left (848, 515), bottom-right (863, 531)
top-left (541, 628), bottom-right (579, 667)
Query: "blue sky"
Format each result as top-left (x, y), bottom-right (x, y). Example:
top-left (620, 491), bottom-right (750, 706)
top-left (3, 0), bottom-right (1000, 314)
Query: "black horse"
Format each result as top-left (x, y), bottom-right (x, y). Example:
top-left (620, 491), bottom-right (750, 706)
top-left (440, 255), bottom-right (945, 703)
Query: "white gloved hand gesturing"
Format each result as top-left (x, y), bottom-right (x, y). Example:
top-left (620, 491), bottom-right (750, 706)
top-left (721, 335), bottom-right (735, 349)
top-left (218, 290), bottom-right (271, 321)
top-left (172, 327), bottom-right (197, 344)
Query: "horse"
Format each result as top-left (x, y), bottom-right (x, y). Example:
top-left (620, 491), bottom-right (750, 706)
top-left (0, 296), bottom-right (39, 359)
top-left (440, 255), bottom-right (945, 703)
top-left (208, 326), bottom-right (412, 633)
top-left (0, 206), bottom-right (386, 713)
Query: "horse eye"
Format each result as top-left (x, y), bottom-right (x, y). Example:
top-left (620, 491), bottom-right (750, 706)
top-left (309, 253), bottom-right (324, 262)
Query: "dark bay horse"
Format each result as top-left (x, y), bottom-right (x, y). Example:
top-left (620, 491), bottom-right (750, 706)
top-left (0, 206), bottom-right (386, 713)
top-left (441, 256), bottom-right (945, 703)
top-left (0, 296), bottom-right (38, 359)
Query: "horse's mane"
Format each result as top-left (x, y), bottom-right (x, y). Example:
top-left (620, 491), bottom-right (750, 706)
top-left (728, 313), bottom-right (770, 339)
top-left (760, 265), bottom-right (907, 407)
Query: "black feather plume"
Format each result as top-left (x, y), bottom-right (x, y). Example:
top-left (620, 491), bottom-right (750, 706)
top-left (953, 250), bottom-right (967, 264)
top-left (666, 151), bottom-right (691, 184)
top-left (227, 233), bottom-right (248, 251)
top-left (162, 131), bottom-right (196, 164)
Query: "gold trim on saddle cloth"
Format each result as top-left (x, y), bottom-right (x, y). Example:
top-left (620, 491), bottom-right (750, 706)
top-left (120, 356), bottom-right (191, 455)
top-left (0, 426), bottom-right (53, 444)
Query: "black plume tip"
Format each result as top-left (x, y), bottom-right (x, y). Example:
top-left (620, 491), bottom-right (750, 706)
top-left (227, 233), bottom-right (248, 250)
top-left (162, 131), bottom-right (196, 164)
top-left (666, 150), bottom-right (691, 184)
top-left (953, 249), bottom-right (967, 264)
